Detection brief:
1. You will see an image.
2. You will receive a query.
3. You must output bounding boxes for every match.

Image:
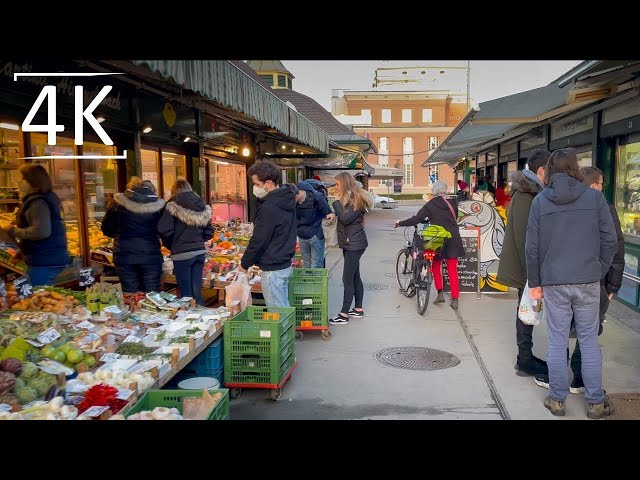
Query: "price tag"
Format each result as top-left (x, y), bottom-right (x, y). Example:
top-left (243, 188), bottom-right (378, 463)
top-left (82, 405), bottom-right (109, 417)
top-left (79, 267), bottom-right (95, 287)
top-left (140, 315), bottom-right (161, 325)
top-left (100, 353), bottom-right (120, 362)
top-left (111, 328), bottom-right (133, 336)
top-left (116, 389), bottom-right (134, 401)
top-left (66, 381), bottom-right (90, 393)
top-left (302, 298), bottom-right (313, 305)
top-left (259, 330), bottom-right (272, 338)
top-left (14, 277), bottom-right (33, 299)
top-left (146, 328), bottom-right (161, 335)
top-left (76, 320), bottom-right (96, 330)
top-left (123, 335), bottom-right (142, 344)
top-left (155, 318), bottom-right (169, 325)
top-left (25, 339), bottom-right (44, 347)
top-left (128, 361), bottom-right (156, 374)
top-left (103, 305), bottom-right (123, 315)
top-left (37, 327), bottom-right (61, 345)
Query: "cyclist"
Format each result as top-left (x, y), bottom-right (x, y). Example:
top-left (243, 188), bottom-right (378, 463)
top-left (395, 180), bottom-right (465, 310)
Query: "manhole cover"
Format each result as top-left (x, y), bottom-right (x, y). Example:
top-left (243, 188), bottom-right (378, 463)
top-left (380, 259), bottom-right (395, 264)
top-left (384, 273), bottom-right (396, 278)
top-left (374, 347), bottom-right (460, 371)
top-left (364, 282), bottom-right (390, 291)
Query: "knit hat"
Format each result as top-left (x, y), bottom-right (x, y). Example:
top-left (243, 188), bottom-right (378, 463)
top-left (458, 181), bottom-right (468, 191)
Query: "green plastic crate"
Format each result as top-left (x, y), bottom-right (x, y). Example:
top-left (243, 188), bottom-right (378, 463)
top-left (291, 303), bottom-right (328, 327)
top-left (225, 335), bottom-right (295, 372)
top-left (289, 268), bottom-right (329, 296)
top-left (225, 352), bottom-right (295, 385)
top-left (224, 306), bottom-right (295, 341)
top-left (291, 268), bottom-right (328, 279)
top-left (225, 323), bottom-right (294, 356)
top-left (122, 389), bottom-right (230, 420)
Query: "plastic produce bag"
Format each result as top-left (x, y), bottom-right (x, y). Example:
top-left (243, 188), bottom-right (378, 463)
top-left (322, 217), bottom-right (338, 248)
top-left (518, 282), bottom-right (544, 326)
top-left (225, 272), bottom-right (252, 313)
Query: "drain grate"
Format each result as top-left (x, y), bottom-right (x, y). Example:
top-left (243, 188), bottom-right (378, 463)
top-left (380, 259), bottom-right (395, 264)
top-left (374, 347), bottom-right (460, 371)
top-left (364, 282), bottom-right (390, 291)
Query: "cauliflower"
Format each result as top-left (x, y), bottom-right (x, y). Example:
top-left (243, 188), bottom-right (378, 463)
top-left (18, 362), bottom-right (39, 381)
top-left (16, 385), bottom-right (38, 404)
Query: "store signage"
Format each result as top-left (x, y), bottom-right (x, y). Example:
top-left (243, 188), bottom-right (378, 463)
top-left (79, 267), bottom-right (95, 287)
top-left (552, 115), bottom-right (593, 140)
top-left (14, 277), bottom-right (33, 299)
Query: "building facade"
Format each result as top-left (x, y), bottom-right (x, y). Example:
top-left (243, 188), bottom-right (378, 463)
top-left (332, 88), bottom-right (469, 194)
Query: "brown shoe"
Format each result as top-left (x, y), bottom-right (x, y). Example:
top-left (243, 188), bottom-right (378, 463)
top-left (587, 395), bottom-right (614, 419)
top-left (544, 395), bottom-right (566, 416)
top-left (433, 291), bottom-right (445, 305)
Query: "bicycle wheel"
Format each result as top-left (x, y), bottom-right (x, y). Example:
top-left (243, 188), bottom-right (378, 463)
top-left (416, 259), bottom-right (433, 316)
top-left (395, 248), bottom-right (416, 297)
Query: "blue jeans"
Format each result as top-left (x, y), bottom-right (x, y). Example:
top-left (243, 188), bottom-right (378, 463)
top-left (298, 235), bottom-right (325, 268)
top-left (173, 254), bottom-right (205, 306)
top-left (544, 283), bottom-right (604, 404)
top-left (261, 267), bottom-right (292, 307)
top-left (28, 265), bottom-right (66, 287)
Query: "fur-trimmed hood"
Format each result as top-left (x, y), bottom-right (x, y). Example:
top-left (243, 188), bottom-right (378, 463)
top-left (166, 202), bottom-right (212, 227)
top-left (510, 171), bottom-right (543, 195)
top-left (114, 191), bottom-right (165, 214)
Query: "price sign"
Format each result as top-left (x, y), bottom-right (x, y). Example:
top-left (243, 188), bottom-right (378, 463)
top-left (123, 335), bottom-right (142, 344)
top-left (111, 328), bottom-right (133, 336)
top-left (100, 353), bottom-right (120, 362)
top-left (116, 389), bottom-right (134, 401)
top-left (37, 327), bottom-right (61, 345)
top-left (146, 328), bottom-right (161, 335)
top-left (82, 405), bottom-right (109, 417)
top-left (128, 361), bottom-right (156, 374)
top-left (103, 305), bottom-right (123, 315)
top-left (79, 267), bottom-right (95, 287)
top-left (14, 277), bottom-right (33, 299)
top-left (76, 320), bottom-right (96, 330)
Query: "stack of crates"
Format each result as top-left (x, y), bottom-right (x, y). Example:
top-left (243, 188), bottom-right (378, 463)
top-left (173, 336), bottom-right (224, 385)
top-left (223, 306), bottom-right (296, 386)
top-left (288, 268), bottom-right (329, 330)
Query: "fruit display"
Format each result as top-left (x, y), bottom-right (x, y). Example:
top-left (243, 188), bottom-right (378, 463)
top-left (65, 222), bottom-right (81, 258)
top-left (86, 283), bottom-right (124, 314)
top-left (74, 370), bottom-right (156, 394)
top-left (88, 223), bottom-right (111, 250)
top-left (8, 289), bottom-right (86, 317)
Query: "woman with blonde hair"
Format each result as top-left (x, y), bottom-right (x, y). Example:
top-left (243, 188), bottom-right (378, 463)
top-left (158, 178), bottom-right (213, 305)
top-left (327, 172), bottom-right (373, 325)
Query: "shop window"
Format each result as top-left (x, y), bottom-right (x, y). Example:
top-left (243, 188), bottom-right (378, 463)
top-left (141, 149), bottom-right (160, 193)
top-left (617, 141), bottom-right (640, 237)
top-left (576, 150), bottom-right (593, 167)
top-left (161, 151), bottom-right (186, 201)
top-left (29, 134), bottom-right (81, 261)
top-left (209, 158), bottom-right (247, 222)
top-left (82, 142), bottom-right (118, 256)
top-left (0, 124), bottom-right (22, 216)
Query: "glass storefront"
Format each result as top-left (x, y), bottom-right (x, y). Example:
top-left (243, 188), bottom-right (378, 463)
top-left (616, 141), bottom-right (640, 237)
top-left (161, 151), bottom-right (186, 201)
top-left (208, 158), bottom-right (247, 222)
top-left (0, 124), bottom-right (22, 218)
top-left (576, 147), bottom-right (593, 167)
top-left (141, 148), bottom-right (160, 193)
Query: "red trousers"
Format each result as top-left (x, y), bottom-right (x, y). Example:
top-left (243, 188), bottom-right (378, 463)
top-left (432, 258), bottom-right (459, 299)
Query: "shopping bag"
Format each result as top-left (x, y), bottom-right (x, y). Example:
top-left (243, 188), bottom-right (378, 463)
top-left (322, 216), bottom-right (339, 248)
top-left (225, 272), bottom-right (252, 312)
top-left (518, 282), bottom-right (544, 326)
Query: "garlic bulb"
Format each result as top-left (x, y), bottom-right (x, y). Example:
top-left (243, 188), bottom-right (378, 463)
top-left (47, 397), bottom-right (65, 413)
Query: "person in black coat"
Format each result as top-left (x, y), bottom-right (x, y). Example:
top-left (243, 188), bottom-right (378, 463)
top-left (396, 180), bottom-right (465, 310)
top-left (102, 179), bottom-right (165, 293)
top-left (158, 179), bottom-right (214, 306)
top-left (326, 172), bottom-right (373, 325)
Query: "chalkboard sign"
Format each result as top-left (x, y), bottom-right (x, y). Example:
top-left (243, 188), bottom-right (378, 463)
top-left (79, 267), bottom-right (95, 287)
top-left (14, 276), bottom-right (33, 299)
top-left (443, 227), bottom-right (480, 293)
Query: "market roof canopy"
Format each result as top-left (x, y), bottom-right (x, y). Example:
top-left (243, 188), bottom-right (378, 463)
top-left (362, 160), bottom-right (404, 179)
top-left (132, 60), bottom-right (329, 153)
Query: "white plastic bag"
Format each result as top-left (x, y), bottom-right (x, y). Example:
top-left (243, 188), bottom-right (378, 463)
top-left (518, 282), bottom-right (544, 326)
top-left (322, 217), bottom-right (338, 248)
top-left (225, 272), bottom-right (252, 312)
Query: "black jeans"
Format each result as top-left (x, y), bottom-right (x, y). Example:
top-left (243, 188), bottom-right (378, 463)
top-left (570, 285), bottom-right (609, 379)
top-left (174, 254), bottom-right (205, 306)
top-left (341, 249), bottom-right (365, 314)
top-left (516, 288), bottom-right (535, 362)
top-left (116, 263), bottom-right (162, 293)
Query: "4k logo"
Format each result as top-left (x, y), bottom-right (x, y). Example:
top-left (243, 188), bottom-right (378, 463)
top-left (21, 84), bottom-right (114, 146)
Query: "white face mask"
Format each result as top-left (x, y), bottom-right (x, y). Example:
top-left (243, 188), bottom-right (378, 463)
top-left (253, 185), bottom-right (268, 199)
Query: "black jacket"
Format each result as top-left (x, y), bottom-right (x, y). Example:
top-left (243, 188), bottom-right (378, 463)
top-left (157, 190), bottom-right (214, 256)
top-left (604, 203), bottom-right (625, 295)
top-left (241, 185), bottom-right (297, 271)
top-left (456, 191), bottom-right (469, 204)
top-left (295, 182), bottom-right (331, 240)
top-left (101, 186), bottom-right (165, 265)
top-left (398, 196), bottom-right (465, 259)
top-left (526, 173), bottom-right (618, 288)
top-left (333, 200), bottom-right (368, 251)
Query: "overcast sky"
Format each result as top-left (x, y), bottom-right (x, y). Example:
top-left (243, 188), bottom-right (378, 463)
top-left (282, 60), bottom-right (582, 111)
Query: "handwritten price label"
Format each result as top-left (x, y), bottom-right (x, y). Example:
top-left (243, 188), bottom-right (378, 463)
top-left (116, 389), bottom-right (134, 401)
top-left (79, 267), bottom-right (95, 287)
top-left (82, 406), bottom-right (109, 417)
top-left (37, 327), bottom-right (61, 345)
top-left (127, 361), bottom-right (156, 374)
top-left (100, 353), bottom-right (120, 362)
top-left (76, 320), bottom-right (96, 330)
top-left (146, 328), bottom-right (161, 335)
top-left (14, 277), bottom-right (33, 299)
top-left (123, 335), bottom-right (142, 344)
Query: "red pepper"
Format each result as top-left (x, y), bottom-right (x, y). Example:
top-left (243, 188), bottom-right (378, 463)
top-left (79, 383), bottom-right (120, 415)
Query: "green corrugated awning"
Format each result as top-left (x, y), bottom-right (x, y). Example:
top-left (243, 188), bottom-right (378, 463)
top-left (132, 60), bottom-right (329, 153)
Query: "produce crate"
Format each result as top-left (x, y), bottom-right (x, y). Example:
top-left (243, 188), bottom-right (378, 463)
top-left (224, 306), bottom-right (295, 341)
top-left (292, 303), bottom-right (328, 328)
top-left (225, 323), bottom-right (294, 356)
top-left (225, 335), bottom-right (295, 372)
top-left (122, 388), bottom-right (229, 420)
top-left (288, 268), bottom-right (328, 296)
top-left (225, 352), bottom-right (296, 385)
top-left (186, 336), bottom-right (223, 373)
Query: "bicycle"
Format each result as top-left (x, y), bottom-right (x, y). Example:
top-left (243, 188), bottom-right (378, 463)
top-left (395, 225), bottom-right (448, 316)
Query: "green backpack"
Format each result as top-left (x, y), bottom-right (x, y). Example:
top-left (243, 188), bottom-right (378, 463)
top-left (420, 225), bottom-right (452, 251)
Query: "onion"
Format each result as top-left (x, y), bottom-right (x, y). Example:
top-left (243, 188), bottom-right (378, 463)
top-left (47, 397), bottom-right (65, 413)
top-left (152, 407), bottom-right (170, 420)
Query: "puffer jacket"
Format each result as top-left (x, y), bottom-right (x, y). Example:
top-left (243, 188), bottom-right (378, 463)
top-left (295, 181), bottom-right (331, 240)
top-left (101, 185), bottom-right (165, 265)
top-left (157, 190), bottom-right (214, 256)
top-left (333, 200), bottom-right (368, 251)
